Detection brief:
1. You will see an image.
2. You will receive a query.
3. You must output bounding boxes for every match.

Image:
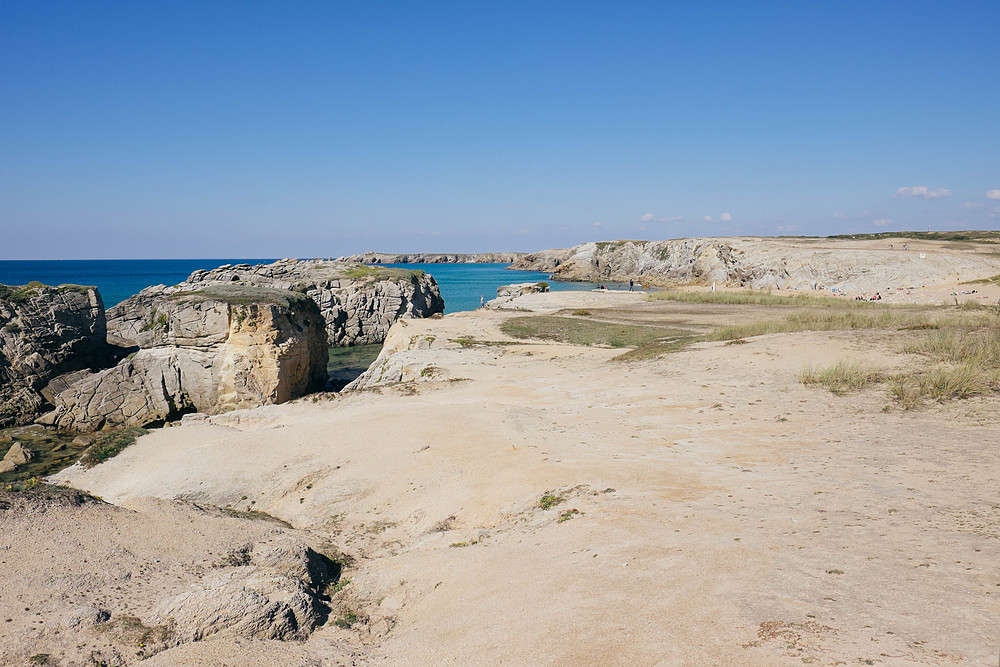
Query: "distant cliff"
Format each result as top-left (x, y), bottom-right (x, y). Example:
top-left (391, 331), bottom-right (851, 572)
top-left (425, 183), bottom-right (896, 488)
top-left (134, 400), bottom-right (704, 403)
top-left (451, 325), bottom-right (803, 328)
top-left (509, 237), bottom-right (1000, 291)
top-left (337, 251), bottom-right (526, 264)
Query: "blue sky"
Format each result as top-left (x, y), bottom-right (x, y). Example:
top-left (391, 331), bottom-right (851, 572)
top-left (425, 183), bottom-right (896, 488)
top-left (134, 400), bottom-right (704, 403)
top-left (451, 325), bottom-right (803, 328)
top-left (2, 1), bottom-right (998, 259)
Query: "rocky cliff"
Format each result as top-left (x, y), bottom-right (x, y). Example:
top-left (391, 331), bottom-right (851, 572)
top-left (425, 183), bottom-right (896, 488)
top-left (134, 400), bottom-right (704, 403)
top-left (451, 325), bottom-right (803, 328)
top-left (109, 259), bottom-right (444, 348)
top-left (337, 251), bottom-right (526, 264)
top-left (0, 283), bottom-right (111, 428)
top-left (40, 286), bottom-right (327, 431)
top-left (510, 237), bottom-right (1000, 292)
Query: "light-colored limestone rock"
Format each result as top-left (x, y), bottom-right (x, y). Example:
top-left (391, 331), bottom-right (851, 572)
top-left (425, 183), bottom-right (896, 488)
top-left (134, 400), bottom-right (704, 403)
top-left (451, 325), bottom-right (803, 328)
top-left (337, 251), bottom-right (526, 264)
top-left (486, 281), bottom-right (550, 308)
top-left (109, 259), bottom-right (444, 348)
top-left (41, 287), bottom-right (327, 431)
top-left (510, 237), bottom-right (1000, 292)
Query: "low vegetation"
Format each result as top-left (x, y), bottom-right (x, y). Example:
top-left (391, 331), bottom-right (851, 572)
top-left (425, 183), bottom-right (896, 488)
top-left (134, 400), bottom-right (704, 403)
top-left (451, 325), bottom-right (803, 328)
top-left (343, 265), bottom-right (425, 283)
top-left (827, 230), bottom-right (1000, 243)
top-left (500, 315), bottom-right (694, 360)
top-left (647, 289), bottom-right (891, 308)
top-left (537, 493), bottom-right (565, 510)
top-left (800, 361), bottom-right (885, 395)
top-left (80, 427), bottom-right (149, 468)
top-left (800, 322), bottom-right (1000, 409)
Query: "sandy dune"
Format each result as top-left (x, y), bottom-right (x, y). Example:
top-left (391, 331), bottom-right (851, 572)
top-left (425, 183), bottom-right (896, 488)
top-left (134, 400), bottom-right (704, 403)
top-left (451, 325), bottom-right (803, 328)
top-left (18, 290), bottom-right (993, 665)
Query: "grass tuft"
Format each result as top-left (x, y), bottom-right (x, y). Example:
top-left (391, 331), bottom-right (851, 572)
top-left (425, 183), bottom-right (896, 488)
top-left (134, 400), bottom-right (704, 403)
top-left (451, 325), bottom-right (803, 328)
top-left (800, 361), bottom-right (885, 395)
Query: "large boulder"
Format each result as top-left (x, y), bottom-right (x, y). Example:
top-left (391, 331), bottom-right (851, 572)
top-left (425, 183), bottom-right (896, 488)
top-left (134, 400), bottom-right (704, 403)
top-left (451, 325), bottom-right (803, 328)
top-left (40, 286), bottom-right (327, 431)
top-left (109, 259), bottom-right (444, 348)
top-left (0, 282), bottom-right (111, 428)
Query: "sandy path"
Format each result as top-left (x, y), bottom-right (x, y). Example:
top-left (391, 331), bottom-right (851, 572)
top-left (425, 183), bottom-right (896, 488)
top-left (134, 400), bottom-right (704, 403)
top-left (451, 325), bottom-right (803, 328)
top-left (47, 292), bottom-right (1000, 665)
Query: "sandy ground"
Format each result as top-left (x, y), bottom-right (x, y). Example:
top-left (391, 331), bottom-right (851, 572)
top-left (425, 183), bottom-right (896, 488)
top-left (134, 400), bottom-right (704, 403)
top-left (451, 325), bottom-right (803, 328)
top-left (5, 290), bottom-right (998, 665)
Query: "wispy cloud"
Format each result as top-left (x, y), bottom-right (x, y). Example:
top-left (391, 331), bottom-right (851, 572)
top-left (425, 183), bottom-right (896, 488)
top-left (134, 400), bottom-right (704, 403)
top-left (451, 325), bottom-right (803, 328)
top-left (960, 202), bottom-right (983, 210)
top-left (987, 190), bottom-right (1000, 200)
top-left (592, 221), bottom-right (603, 228)
top-left (640, 213), bottom-right (654, 222)
top-left (894, 186), bottom-right (951, 199)
top-left (873, 218), bottom-right (893, 227)
top-left (703, 215), bottom-right (714, 222)
top-left (832, 211), bottom-right (848, 219)
top-left (719, 212), bottom-right (733, 222)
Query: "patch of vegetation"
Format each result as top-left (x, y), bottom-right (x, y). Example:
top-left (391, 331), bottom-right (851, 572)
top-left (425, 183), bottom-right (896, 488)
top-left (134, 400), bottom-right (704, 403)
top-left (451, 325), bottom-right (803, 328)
top-left (139, 312), bottom-right (167, 332)
top-left (724, 338), bottom-right (748, 345)
top-left (79, 427), bottom-right (149, 468)
top-left (571, 309), bottom-right (591, 316)
top-left (326, 578), bottom-right (352, 595)
top-left (29, 654), bottom-right (50, 665)
top-left (535, 281), bottom-right (549, 290)
top-left (451, 337), bottom-right (519, 348)
top-left (343, 265), bottom-right (425, 283)
top-left (96, 614), bottom-right (173, 651)
top-left (334, 611), bottom-right (359, 629)
top-left (961, 273), bottom-right (1000, 286)
top-left (168, 285), bottom-right (314, 309)
top-left (500, 315), bottom-right (695, 360)
top-left (0, 282), bottom-right (45, 304)
top-left (218, 546), bottom-right (252, 567)
top-left (558, 508), bottom-right (582, 523)
top-left (647, 289), bottom-right (894, 308)
top-left (218, 507), bottom-right (293, 528)
top-left (537, 493), bottom-right (565, 510)
top-left (3, 320), bottom-right (20, 333)
top-left (449, 540), bottom-right (479, 547)
top-left (419, 365), bottom-right (440, 378)
top-left (800, 361), bottom-right (885, 395)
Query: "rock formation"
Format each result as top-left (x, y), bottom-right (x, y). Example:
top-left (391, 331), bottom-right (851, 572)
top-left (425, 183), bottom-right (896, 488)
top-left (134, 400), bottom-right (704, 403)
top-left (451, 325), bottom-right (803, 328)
top-left (337, 251), bottom-right (526, 264)
top-left (109, 258), bottom-right (444, 348)
top-left (0, 282), bottom-right (111, 428)
top-left (40, 285), bottom-right (327, 431)
top-left (487, 281), bottom-right (550, 308)
top-left (509, 237), bottom-right (1000, 292)
top-left (0, 440), bottom-right (33, 473)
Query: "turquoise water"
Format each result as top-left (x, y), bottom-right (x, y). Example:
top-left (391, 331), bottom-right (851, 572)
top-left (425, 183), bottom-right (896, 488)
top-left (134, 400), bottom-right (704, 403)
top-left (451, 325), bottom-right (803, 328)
top-left (384, 263), bottom-right (600, 313)
top-left (0, 260), bottom-right (600, 313)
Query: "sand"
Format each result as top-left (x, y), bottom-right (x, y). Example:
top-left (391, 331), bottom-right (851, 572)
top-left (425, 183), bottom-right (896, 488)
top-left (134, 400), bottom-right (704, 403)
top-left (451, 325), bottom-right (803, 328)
top-left (3, 289), bottom-right (987, 665)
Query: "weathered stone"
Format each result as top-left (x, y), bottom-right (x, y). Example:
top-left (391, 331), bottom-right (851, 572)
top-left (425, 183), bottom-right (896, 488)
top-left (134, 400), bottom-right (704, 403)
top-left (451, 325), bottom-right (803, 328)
top-left (0, 283), bottom-right (111, 427)
top-left (72, 434), bottom-right (95, 447)
top-left (41, 287), bottom-right (328, 432)
top-left (2, 441), bottom-right (33, 465)
top-left (487, 281), bottom-right (550, 308)
top-left (337, 251), bottom-right (526, 264)
top-left (108, 259), bottom-right (444, 348)
top-left (510, 238), bottom-right (1000, 292)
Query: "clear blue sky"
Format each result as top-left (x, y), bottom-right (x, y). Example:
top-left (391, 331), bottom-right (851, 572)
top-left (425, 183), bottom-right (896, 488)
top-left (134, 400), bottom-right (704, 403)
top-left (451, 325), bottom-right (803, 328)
top-left (2, 1), bottom-right (998, 259)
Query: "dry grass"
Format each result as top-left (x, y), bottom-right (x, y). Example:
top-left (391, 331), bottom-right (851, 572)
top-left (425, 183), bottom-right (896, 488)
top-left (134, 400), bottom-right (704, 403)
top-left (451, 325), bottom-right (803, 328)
top-left (500, 315), bottom-right (695, 360)
top-left (647, 289), bottom-right (883, 308)
top-left (800, 361), bottom-right (885, 395)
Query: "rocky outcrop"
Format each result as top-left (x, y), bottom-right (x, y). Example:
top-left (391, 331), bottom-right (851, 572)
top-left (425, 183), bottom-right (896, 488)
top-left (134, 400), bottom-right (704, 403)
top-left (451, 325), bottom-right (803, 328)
top-left (40, 286), bottom-right (327, 431)
top-left (0, 282), bottom-right (111, 428)
top-left (510, 237), bottom-right (1000, 292)
top-left (109, 259), bottom-right (444, 348)
top-left (337, 251), bottom-right (526, 264)
top-left (487, 281), bottom-right (550, 308)
top-left (0, 441), bottom-right (33, 473)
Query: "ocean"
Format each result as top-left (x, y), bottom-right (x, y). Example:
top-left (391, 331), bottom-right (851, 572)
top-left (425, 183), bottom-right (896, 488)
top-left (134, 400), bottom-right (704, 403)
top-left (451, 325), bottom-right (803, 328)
top-left (0, 259), bottom-right (600, 313)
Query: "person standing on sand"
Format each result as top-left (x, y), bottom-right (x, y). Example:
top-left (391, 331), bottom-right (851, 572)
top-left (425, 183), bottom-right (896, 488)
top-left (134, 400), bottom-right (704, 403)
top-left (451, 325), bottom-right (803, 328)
top-left (480, 295), bottom-right (485, 308)
top-left (629, 279), bottom-right (634, 292)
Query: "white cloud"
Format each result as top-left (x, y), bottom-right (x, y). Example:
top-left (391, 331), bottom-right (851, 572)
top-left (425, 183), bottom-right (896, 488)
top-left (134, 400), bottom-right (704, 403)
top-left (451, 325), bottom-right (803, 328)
top-left (873, 218), bottom-right (893, 227)
top-left (719, 212), bottom-right (733, 222)
top-left (960, 202), bottom-right (983, 210)
top-left (640, 213), bottom-right (654, 222)
top-left (894, 186), bottom-right (951, 199)
top-left (703, 215), bottom-right (714, 222)
top-left (987, 190), bottom-right (1000, 200)
top-left (832, 211), bottom-right (848, 219)
top-left (592, 221), bottom-right (603, 228)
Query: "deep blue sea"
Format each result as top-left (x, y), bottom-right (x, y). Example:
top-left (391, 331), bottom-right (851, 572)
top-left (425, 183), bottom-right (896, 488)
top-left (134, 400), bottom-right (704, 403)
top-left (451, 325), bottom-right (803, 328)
top-left (0, 259), bottom-right (600, 313)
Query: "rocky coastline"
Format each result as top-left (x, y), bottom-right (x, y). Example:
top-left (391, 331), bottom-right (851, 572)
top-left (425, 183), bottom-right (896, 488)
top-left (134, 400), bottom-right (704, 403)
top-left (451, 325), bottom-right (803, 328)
top-left (510, 236), bottom-right (1000, 292)
top-left (336, 251), bottom-right (525, 264)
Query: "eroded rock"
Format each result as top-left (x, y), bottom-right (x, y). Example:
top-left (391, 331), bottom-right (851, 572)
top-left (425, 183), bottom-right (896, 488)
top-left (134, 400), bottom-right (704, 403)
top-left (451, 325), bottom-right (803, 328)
top-left (41, 287), bottom-right (327, 431)
top-left (0, 282), bottom-right (111, 427)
